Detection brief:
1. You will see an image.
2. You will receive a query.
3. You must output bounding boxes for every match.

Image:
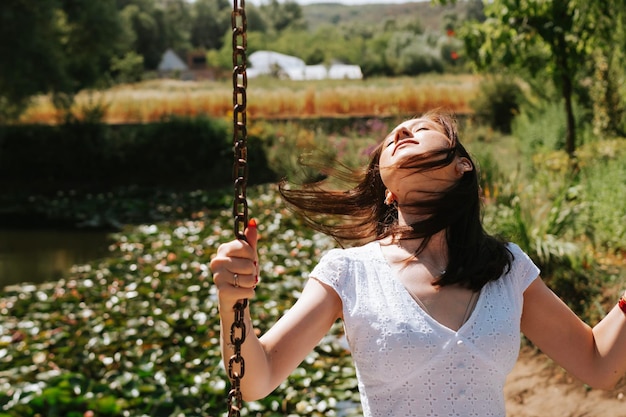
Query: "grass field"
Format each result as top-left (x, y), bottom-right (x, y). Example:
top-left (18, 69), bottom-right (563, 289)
top-left (20, 74), bottom-right (480, 124)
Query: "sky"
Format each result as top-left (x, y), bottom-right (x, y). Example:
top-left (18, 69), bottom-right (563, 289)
top-left (248, 0), bottom-right (428, 5)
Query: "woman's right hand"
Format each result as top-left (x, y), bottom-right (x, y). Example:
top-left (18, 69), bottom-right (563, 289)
top-left (210, 219), bottom-right (259, 307)
top-left (210, 220), bottom-right (342, 402)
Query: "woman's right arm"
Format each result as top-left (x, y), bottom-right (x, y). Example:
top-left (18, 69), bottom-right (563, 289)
top-left (210, 223), bottom-right (342, 401)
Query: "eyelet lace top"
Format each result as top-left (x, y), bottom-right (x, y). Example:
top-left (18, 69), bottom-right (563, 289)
top-left (311, 241), bottom-right (539, 417)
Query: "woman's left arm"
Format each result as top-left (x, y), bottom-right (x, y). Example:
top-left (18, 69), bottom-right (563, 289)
top-left (521, 277), bottom-right (626, 389)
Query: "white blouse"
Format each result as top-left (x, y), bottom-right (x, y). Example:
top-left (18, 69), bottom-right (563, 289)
top-left (311, 241), bottom-right (540, 417)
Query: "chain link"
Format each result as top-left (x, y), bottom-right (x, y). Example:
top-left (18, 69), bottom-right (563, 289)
top-left (228, 1), bottom-right (248, 417)
top-left (227, 298), bottom-right (247, 417)
top-left (232, 0), bottom-right (248, 242)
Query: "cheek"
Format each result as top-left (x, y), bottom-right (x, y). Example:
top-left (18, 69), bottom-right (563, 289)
top-left (378, 152), bottom-right (398, 190)
top-left (377, 153), bottom-right (392, 183)
top-left (379, 166), bottom-right (392, 189)
top-left (379, 169), bottom-right (400, 198)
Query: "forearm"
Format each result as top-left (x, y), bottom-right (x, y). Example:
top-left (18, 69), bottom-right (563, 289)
top-left (216, 277), bottom-right (341, 402)
top-left (219, 302), bottom-right (275, 401)
top-left (523, 280), bottom-right (626, 389)
top-left (591, 299), bottom-right (626, 388)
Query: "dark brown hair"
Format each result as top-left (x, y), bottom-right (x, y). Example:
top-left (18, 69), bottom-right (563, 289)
top-left (278, 110), bottom-right (511, 291)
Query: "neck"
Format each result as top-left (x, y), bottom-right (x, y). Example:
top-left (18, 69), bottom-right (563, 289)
top-left (392, 230), bottom-right (446, 252)
top-left (396, 206), bottom-right (429, 228)
top-left (385, 231), bottom-right (448, 273)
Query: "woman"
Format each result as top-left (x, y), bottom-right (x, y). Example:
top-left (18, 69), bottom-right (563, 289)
top-left (210, 110), bottom-right (626, 416)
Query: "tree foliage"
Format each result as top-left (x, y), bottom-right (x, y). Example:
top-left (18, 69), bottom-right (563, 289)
top-left (0, 0), bottom-right (492, 121)
top-left (584, 0), bottom-right (626, 137)
top-left (190, 0), bottom-right (230, 50)
top-left (119, 1), bottom-right (163, 70)
top-left (260, 0), bottom-right (306, 32)
top-left (433, 0), bottom-right (626, 155)
top-left (0, 0), bottom-right (62, 119)
top-left (0, 0), bottom-right (125, 121)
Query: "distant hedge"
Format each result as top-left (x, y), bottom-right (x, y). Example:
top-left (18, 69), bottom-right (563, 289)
top-left (0, 117), bottom-right (276, 195)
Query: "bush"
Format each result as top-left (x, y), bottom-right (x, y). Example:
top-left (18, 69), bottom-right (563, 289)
top-left (110, 51), bottom-right (145, 84)
top-left (512, 100), bottom-right (565, 155)
top-left (0, 116), bottom-right (276, 195)
top-left (0, 117), bottom-right (278, 227)
top-left (575, 139), bottom-right (626, 253)
top-left (470, 75), bottom-right (525, 133)
top-left (385, 32), bottom-right (445, 76)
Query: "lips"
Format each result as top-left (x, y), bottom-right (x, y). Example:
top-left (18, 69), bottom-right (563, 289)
top-left (392, 139), bottom-right (419, 155)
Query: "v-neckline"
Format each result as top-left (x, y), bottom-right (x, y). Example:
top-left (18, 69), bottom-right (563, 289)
top-left (374, 241), bottom-right (483, 333)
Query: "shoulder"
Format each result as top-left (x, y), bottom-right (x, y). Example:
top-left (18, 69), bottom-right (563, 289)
top-left (311, 242), bottom-right (380, 288)
top-left (502, 242), bottom-right (540, 291)
top-left (504, 242), bottom-right (535, 268)
top-left (318, 241), bottom-right (379, 263)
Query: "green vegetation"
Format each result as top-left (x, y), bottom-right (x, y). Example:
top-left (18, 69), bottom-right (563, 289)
top-left (5, 0), bottom-right (626, 159)
top-left (0, 185), bottom-right (360, 417)
top-left (435, 0), bottom-right (626, 154)
top-left (1, 0), bottom-right (626, 415)
top-left (1, 99), bottom-right (625, 415)
top-left (1, 0), bottom-right (473, 122)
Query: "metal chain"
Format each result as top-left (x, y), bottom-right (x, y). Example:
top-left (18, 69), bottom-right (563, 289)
top-left (227, 297), bottom-right (247, 417)
top-left (232, 0), bottom-right (249, 242)
top-left (228, 1), bottom-right (248, 417)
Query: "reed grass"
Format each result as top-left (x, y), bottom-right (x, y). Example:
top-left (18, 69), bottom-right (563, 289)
top-left (18, 74), bottom-right (480, 124)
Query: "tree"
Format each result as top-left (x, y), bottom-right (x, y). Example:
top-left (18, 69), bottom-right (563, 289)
top-left (465, 0), bottom-right (485, 23)
top-left (0, 0), bottom-right (63, 119)
top-left (432, 0), bottom-right (615, 156)
top-left (160, 0), bottom-right (192, 54)
top-left (583, 0), bottom-right (626, 137)
top-left (245, 4), bottom-right (270, 33)
top-left (385, 32), bottom-right (443, 76)
top-left (119, 0), bottom-right (166, 70)
top-left (54, 0), bottom-right (127, 115)
top-left (190, 0), bottom-right (230, 50)
top-left (259, 0), bottom-right (306, 33)
top-left (0, 0), bottom-right (126, 121)
top-left (118, 0), bottom-right (193, 71)
top-left (443, 0), bottom-right (595, 155)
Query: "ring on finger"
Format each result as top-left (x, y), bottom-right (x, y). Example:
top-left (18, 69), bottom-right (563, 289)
top-left (233, 273), bottom-right (240, 288)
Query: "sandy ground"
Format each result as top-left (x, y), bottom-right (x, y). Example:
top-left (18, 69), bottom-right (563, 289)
top-left (505, 347), bottom-right (626, 417)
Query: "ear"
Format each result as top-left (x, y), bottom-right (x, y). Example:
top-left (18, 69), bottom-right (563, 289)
top-left (384, 190), bottom-right (396, 205)
top-left (455, 157), bottom-right (473, 176)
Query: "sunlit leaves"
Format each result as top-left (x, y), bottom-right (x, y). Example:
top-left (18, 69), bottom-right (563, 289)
top-left (0, 185), bottom-right (360, 417)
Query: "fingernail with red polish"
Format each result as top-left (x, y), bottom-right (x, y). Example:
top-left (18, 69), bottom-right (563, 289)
top-left (248, 218), bottom-right (257, 228)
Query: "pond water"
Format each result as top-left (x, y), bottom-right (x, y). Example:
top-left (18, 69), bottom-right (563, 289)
top-left (0, 229), bottom-right (112, 290)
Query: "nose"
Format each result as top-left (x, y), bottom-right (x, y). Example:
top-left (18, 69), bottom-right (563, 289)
top-left (394, 126), bottom-right (412, 143)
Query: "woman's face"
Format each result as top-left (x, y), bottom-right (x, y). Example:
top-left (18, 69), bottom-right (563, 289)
top-left (378, 117), bottom-right (466, 203)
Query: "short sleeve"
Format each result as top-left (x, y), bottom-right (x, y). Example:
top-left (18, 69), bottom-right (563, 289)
top-left (309, 248), bottom-right (349, 295)
top-left (506, 242), bottom-right (541, 292)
